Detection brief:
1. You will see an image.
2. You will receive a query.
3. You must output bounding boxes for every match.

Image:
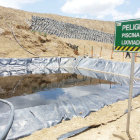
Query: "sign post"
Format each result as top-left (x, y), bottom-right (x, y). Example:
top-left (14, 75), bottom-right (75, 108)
top-left (114, 19), bottom-right (140, 134)
top-left (126, 52), bottom-right (135, 134)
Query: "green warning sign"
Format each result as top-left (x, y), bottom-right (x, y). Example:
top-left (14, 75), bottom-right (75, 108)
top-left (114, 19), bottom-right (140, 52)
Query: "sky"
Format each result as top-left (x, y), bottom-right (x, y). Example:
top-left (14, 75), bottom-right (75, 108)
top-left (0, 0), bottom-right (140, 21)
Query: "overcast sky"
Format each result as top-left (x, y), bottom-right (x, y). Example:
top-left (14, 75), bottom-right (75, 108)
top-left (0, 0), bottom-right (140, 21)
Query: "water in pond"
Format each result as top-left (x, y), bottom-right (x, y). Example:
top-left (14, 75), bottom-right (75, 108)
top-left (0, 73), bottom-right (118, 111)
top-left (1, 72), bottom-right (140, 140)
top-left (0, 73), bottom-right (116, 99)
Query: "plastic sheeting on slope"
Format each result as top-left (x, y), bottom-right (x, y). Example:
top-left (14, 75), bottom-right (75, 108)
top-left (75, 57), bottom-right (140, 79)
top-left (0, 57), bottom-right (75, 76)
top-left (0, 57), bottom-right (140, 78)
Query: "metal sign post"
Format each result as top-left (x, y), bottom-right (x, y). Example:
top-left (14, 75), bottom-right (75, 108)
top-left (114, 18), bottom-right (140, 134)
top-left (126, 53), bottom-right (135, 134)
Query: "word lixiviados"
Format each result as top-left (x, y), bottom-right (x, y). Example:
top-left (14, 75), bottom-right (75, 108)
top-left (121, 40), bottom-right (140, 45)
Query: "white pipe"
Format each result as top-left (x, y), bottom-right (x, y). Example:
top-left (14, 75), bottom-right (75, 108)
top-left (0, 99), bottom-right (14, 140)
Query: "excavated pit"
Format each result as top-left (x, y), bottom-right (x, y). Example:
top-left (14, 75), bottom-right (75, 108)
top-left (1, 57), bottom-right (140, 139)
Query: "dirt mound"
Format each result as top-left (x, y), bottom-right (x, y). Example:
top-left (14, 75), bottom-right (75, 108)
top-left (0, 6), bottom-right (114, 33)
top-left (0, 6), bottom-right (79, 58)
top-left (0, 6), bottom-right (115, 58)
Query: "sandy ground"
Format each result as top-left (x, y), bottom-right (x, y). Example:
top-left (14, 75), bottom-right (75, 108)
top-left (20, 95), bottom-right (140, 140)
top-left (0, 6), bottom-right (115, 59)
top-left (0, 6), bottom-right (114, 34)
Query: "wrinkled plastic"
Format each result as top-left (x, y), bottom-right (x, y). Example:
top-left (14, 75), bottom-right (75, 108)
top-left (0, 57), bottom-right (140, 78)
top-left (0, 57), bottom-right (140, 139)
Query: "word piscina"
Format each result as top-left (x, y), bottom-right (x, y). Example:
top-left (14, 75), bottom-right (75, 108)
top-left (122, 32), bottom-right (140, 38)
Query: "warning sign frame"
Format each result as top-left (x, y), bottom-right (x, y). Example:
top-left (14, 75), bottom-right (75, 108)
top-left (114, 18), bottom-right (140, 52)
